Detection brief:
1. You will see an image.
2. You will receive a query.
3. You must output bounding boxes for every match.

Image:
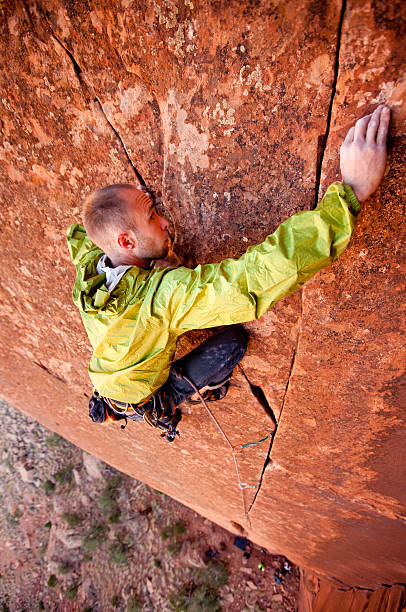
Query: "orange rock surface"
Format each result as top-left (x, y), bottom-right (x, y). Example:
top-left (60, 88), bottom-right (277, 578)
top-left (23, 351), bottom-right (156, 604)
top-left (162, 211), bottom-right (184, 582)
top-left (0, 0), bottom-right (404, 594)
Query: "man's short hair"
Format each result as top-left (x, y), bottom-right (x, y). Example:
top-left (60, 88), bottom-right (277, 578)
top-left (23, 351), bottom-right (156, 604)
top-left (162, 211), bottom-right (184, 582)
top-left (82, 183), bottom-right (139, 250)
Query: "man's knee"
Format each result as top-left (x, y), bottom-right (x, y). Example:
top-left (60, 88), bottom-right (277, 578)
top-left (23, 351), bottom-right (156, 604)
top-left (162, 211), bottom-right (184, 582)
top-left (233, 325), bottom-right (249, 351)
top-left (217, 325), bottom-right (248, 362)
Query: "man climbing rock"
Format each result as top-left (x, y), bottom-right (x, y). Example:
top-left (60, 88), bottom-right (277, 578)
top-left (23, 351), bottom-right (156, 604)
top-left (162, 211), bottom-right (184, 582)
top-left (67, 105), bottom-right (390, 441)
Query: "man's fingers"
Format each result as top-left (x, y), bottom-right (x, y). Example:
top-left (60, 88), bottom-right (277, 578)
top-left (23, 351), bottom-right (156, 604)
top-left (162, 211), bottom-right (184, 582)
top-left (376, 106), bottom-right (391, 146)
top-left (343, 126), bottom-right (355, 145)
top-left (354, 113), bottom-right (372, 141)
top-left (366, 105), bottom-right (384, 143)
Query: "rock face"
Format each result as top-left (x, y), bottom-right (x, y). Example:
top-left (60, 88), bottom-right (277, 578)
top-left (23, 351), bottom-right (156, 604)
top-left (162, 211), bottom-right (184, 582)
top-left (0, 0), bottom-right (405, 593)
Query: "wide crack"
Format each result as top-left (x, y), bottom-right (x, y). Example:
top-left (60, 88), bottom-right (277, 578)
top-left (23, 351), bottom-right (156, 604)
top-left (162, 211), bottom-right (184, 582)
top-left (245, 293), bottom-right (303, 515)
top-left (313, 0), bottom-right (347, 207)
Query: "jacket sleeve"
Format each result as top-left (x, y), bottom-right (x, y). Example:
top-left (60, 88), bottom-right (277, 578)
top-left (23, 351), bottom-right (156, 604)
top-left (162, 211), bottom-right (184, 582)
top-left (152, 183), bottom-right (360, 332)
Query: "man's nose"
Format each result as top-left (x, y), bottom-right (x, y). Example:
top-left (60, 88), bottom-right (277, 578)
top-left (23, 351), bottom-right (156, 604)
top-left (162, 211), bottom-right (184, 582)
top-left (160, 216), bottom-right (170, 231)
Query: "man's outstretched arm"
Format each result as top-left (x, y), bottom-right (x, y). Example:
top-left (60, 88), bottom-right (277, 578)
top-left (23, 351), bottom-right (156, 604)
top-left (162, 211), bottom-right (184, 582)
top-left (151, 106), bottom-right (390, 332)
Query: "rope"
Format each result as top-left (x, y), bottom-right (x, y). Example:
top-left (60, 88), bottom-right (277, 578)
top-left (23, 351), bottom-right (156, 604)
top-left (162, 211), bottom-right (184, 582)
top-left (181, 373), bottom-right (261, 523)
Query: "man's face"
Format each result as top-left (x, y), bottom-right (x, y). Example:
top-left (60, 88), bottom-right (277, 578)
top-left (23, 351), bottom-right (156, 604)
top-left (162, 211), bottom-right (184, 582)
top-left (122, 187), bottom-right (170, 259)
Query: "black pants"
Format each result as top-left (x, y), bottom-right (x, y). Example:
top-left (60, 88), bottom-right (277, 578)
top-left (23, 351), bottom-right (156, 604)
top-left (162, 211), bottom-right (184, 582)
top-left (160, 326), bottom-right (248, 407)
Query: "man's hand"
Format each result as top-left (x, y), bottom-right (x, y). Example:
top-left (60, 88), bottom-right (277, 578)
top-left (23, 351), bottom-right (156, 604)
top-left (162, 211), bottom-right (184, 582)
top-left (340, 104), bottom-right (390, 202)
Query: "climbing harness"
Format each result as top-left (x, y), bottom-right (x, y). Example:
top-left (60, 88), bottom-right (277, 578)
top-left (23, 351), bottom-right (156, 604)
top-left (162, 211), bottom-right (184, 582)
top-left (88, 388), bottom-right (181, 441)
top-left (89, 367), bottom-right (278, 522)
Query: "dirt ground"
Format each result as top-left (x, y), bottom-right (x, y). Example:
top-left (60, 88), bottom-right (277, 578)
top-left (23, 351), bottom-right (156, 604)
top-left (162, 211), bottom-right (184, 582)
top-left (0, 399), bottom-right (299, 611)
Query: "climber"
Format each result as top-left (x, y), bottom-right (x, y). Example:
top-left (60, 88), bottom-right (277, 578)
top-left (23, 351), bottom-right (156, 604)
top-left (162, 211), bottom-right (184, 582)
top-left (67, 105), bottom-right (390, 440)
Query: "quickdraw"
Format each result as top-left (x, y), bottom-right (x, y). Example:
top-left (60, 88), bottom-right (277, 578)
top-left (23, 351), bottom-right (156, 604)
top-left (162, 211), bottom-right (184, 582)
top-left (180, 372), bottom-right (278, 525)
top-left (232, 432), bottom-right (274, 453)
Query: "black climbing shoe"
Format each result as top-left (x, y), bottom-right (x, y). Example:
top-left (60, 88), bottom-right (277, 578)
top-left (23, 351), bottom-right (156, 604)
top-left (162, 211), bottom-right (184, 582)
top-left (186, 377), bottom-right (231, 405)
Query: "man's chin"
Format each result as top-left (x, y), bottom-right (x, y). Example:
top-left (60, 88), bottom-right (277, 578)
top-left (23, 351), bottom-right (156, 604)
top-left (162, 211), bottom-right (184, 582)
top-left (158, 244), bottom-right (169, 259)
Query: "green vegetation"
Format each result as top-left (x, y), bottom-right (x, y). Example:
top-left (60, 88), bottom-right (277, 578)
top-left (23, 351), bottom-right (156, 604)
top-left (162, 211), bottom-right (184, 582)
top-left (44, 521), bottom-right (52, 529)
top-left (44, 479), bottom-right (55, 494)
top-left (111, 594), bottom-right (120, 608)
top-left (47, 574), bottom-right (58, 588)
top-left (62, 511), bottom-right (82, 527)
top-left (167, 541), bottom-right (182, 556)
top-left (154, 558), bottom-right (162, 568)
top-left (173, 519), bottom-right (186, 536)
top-left (53, 464), bottom-right (74, 487)
top-left (161, 519), bottom-right (186, 540)
top-left (6, 508), bottom-right (23, 527)
top-left (126, 595), bottom-right (142, 612)
top-left (108, 507), bottom-right (121, 524)
top-left (66, 581), bottom-right (80, 601)
top-left (98, 476), bottom-right (122, 523)
top-left (160, 519), bottom-right (186, 556)
top-left (45, 433), bottom-right (62, 447)
top-left (57, 561), bottom-right (74, 575)
top-left (82, 522), bottom-right (107, 551)
top-left (109, 540), bottom-right (130, 564)
top-left (169, 560), bottom-right (229, 612)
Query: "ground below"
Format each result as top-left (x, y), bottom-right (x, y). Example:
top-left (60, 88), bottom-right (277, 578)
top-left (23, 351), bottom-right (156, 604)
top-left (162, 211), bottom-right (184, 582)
top-left (0, 399), bottom-right (299, 611)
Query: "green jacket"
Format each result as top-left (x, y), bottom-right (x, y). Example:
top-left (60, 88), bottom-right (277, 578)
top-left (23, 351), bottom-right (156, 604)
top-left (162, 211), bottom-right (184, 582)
top-left (67, 182), bottom-right (360, 403)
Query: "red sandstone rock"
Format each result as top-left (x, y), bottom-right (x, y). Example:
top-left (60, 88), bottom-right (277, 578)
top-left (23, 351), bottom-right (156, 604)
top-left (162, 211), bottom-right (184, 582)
top-left (299, 570), bottom-right (406, 612)
top-left (0, 0), bottom-right (404, 595)
top-left (248, 0), bottom-right (406, 587)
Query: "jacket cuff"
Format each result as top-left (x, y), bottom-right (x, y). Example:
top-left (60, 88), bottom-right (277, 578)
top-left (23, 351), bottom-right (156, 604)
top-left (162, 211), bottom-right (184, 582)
top-left (343, 184), bottom-right (361, 217)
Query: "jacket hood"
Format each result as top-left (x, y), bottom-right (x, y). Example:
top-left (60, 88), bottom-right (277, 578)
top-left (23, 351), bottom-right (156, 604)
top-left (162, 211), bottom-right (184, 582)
top-left (67, 223), bottom-right (114, 315)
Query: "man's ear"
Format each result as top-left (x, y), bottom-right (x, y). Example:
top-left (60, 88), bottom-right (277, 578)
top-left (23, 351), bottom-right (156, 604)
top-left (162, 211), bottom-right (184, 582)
top-left (117, 233), bottom-right (136, 250)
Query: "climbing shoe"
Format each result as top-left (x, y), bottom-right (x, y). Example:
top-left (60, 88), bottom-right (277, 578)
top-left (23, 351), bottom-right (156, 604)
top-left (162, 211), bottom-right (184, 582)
top-left (186, 376), bottom-right (231, 405)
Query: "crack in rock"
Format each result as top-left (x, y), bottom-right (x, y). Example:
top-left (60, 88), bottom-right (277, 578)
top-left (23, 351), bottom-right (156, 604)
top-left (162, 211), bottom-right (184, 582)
top-left (248, 291), bottom-right (303, 516)
top-left (247, 0), bottom-right (347, 522)
top-left (237, 363), bottom-right (278, 427)
top-left (314, 0), bottom-right (347, 207)
top-left (33, 361), bottom-right (66, 384)
top-left (35, 4), bottom-right (145, 186)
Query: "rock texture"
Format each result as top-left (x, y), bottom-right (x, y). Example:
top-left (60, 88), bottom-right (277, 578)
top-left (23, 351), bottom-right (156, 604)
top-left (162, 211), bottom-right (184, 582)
top-left (299, 570), bottom-right (406, 612)
top-left (0, 0), bottom-right (405, 596)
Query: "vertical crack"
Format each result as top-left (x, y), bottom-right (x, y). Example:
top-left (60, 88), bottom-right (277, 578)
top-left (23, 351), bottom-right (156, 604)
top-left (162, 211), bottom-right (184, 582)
top-left (246, 433), bottom-right (276, 514)
top-left (35, 4), bottom-right (145, 186)
top-left (276, 289), bottom-right (303, 432)
top-left (247, 0), bottom-right (348, 520)
top-left (314, 0), bottom-right (347, 207)
top-left (92, 96), bottom-right (145, 185)
top-left (248, 291), bottom-right (303, 515)
top-left (237, 364), bottom-right (278, 427)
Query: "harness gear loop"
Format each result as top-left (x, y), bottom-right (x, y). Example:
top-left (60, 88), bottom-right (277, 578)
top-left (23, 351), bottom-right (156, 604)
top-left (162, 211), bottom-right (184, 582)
top-left (91, 388), bottom-right (181, 442)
